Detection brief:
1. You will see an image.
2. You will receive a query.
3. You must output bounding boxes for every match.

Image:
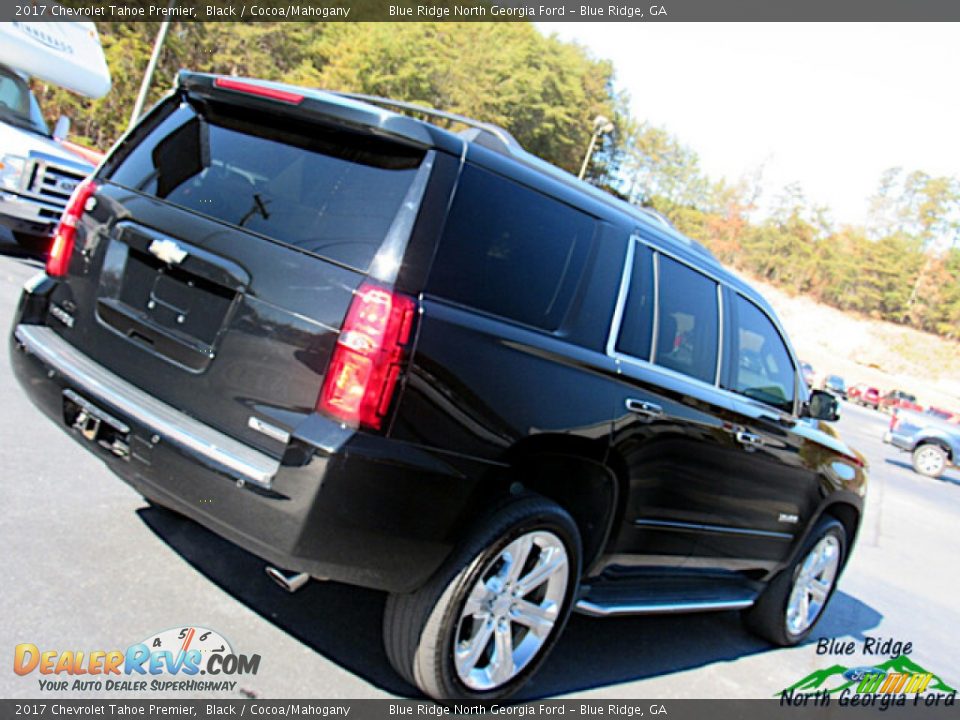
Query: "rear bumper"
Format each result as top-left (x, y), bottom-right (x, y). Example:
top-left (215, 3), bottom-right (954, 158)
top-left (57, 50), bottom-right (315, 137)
top-left (11, 311), bottom-right (483, 594)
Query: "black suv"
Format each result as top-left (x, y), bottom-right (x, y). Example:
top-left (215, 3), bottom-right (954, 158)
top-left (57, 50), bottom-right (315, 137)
top-left (11, 72), bottom-right (866, 701)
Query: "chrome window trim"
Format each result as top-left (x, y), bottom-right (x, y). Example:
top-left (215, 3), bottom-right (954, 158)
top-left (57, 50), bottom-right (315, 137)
top-left (649, 251), bottom-right (660, 364)
top-left (715, 283), bottom-right (724, 386)
top-left (605, 230), bottom-right (803, 419)
top-left (608, 234), bottom-right (721, 388)
top-left (604, 232), bottom-right (637, 358)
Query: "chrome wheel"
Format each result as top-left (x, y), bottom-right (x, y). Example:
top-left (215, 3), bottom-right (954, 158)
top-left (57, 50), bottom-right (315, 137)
top-left (453, 530), bottom-right (569, 691)
top-left (785, 534), bottom-right (840, 636)
top-left (914, 445), bottom-right (946, 477)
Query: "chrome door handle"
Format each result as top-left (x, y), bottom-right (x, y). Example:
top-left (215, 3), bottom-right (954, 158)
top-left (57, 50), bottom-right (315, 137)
top-left (735, 430), bottom-right (764, 447)
top-left (625, 399), bottom-right (664, 418)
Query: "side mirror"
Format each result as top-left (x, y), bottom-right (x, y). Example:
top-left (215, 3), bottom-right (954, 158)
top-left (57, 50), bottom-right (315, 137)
top-left (53, 116), bottom-right (71, 142)
top-left (807, 389), bottom-right (841, 422)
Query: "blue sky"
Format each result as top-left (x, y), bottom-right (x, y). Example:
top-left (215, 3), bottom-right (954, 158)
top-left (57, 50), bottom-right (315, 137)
top-left (537, 23), bottom-right (959, 227)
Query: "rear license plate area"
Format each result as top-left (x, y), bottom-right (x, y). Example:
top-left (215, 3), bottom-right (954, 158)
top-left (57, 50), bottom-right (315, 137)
top-left (63, 389), bottom-right (131, 460)
top-left (120, 248), bottom-right (234, 346)
top-left (96, 226), bottom-right (247, 371)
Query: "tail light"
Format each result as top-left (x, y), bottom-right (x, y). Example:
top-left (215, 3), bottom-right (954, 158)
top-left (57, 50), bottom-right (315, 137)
top-left (317, 282), bottom-right (416, 430)
top-left (889, 409), bottom-right (900, 431)
top-left (47, 178), bottom-right (98, 277)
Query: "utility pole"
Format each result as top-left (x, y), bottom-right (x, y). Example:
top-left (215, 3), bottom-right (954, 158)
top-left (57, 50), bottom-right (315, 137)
top-left (128, 6), bottom-right (175, 130)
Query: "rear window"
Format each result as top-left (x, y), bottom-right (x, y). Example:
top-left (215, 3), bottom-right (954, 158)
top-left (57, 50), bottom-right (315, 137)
top-left (426, 166), bottom-right (596, 331)
top-left (108, 99), bottom-right (424, 272)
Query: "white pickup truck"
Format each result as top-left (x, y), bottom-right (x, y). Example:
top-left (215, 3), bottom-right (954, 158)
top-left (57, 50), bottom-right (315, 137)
top-left (0, 20), bottom-right (110, 251)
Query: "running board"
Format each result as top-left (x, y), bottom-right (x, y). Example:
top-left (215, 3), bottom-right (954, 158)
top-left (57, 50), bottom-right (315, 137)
top-left (574, 575), bottom-right (759, 617)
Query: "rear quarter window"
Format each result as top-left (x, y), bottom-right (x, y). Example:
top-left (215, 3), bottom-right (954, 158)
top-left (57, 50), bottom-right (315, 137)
top-left (426, 165), bottom-right (596, 331)
top-left (107, 99), bottom-right (424, 273)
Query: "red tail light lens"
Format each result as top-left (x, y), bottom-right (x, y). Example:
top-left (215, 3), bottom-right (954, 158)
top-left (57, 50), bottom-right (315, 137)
top-left (47, 178), bottom-right (97, 277)
top-left (889, 410), bottom-right (899, 431)
top-left (318, 283), bottom-right (416, 430)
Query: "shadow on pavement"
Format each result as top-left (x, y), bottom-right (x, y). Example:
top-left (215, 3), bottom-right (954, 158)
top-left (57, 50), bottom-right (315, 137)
top-left (884, 458), bottom-right (960, 487)
top-left (138, 506), bottom-right (883, 699)
top-left (0, 226), bottom-right (47, 262)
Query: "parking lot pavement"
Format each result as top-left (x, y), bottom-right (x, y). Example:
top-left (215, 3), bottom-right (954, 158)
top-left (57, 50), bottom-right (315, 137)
top-left (1, 253), bottom-right (957, 700)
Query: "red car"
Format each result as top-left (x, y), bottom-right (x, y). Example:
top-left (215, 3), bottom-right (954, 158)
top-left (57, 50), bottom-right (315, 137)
top-left (849, 384), bottom-right (881, 410)
top-left (880, 390), bottom-right (922, 413)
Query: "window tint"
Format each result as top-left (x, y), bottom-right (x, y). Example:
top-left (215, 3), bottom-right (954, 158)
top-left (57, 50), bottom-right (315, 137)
top-left (653, 255), bottom-right (718, 383)
top-left (427, 166), bottom-right (595, 331)
top-left (108, 101), bottom-right (424, 272)
top-left (616, 243), bottom-right (654, 358)
top-left (728, 295), bottom-right (796, 412)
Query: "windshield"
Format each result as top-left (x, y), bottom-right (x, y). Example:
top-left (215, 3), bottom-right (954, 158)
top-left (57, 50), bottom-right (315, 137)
top-left (0, 67), bottom-right (50, 136)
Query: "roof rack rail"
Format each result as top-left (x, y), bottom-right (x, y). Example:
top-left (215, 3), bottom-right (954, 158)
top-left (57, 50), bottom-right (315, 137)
top-left (327, 91), bottom-right (522, 153)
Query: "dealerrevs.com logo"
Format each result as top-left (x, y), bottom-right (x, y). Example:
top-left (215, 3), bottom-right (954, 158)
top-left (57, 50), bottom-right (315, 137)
top-left (14, 626), bottom-right (260, 693)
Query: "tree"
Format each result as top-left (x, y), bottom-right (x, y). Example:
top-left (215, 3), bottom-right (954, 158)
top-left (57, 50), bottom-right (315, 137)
top-left (315, 23), bottom-right (618, 175)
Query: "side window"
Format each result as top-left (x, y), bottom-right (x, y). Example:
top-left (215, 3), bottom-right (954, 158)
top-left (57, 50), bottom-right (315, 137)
top-left (728, 295), bottom-right (796, 413)
top-left (427, 166), bottom-right (596, 331)
top-left (653, 255), bottom-right (719, 384)
top-left (615, 242), bottom-right (654, 359)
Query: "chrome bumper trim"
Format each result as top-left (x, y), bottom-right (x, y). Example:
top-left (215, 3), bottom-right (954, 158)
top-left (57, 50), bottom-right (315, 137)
top-left (14, 324), bottom-right (279, 488)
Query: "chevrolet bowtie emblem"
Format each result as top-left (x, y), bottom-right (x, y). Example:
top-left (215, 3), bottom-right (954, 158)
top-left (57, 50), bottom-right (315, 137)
top-left (148, 238), bottom-right (188, 265)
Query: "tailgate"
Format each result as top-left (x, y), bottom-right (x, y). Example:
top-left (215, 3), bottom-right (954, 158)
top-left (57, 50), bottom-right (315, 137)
top-left (46, 86), bottom-right (430, 456)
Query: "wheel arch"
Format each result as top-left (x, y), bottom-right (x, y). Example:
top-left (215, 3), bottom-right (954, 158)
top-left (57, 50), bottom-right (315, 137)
top-left (477, 434), bottom-right (623, 576)
top-left (771, 495), bottom-right (862, 581)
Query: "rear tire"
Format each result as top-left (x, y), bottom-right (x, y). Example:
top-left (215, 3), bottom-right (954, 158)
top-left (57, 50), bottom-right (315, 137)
top-left (742, 517), bottom-right (846, 646)
top-left (912, 444), bottom-right (948, 479)
top-left (383, 495), bottom-right (581, 701)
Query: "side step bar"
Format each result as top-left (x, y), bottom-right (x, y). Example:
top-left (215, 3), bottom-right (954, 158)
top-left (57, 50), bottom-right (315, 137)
top-left (574, 575), bottom-right (759, 617)
top-left (575, 596), bottom-right (755, 617)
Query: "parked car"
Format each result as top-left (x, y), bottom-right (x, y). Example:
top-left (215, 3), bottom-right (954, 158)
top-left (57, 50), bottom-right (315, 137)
top-left (849, 384), bottom-right (881, 410)
top-left (879, 389), bottom-right (922, 414)
top-left (885, 410), bottom-right (959, 478)
top-left (9, 72), bottom-right (867, 701)
top-left (925, 407), bottom-right (960, 424)
top-left (800, 360), bottom-right (816, 387)
top-left (822, 374), bottom-right (847, 399)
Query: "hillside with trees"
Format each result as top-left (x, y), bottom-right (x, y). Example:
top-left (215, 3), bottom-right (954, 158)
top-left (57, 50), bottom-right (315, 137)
top-left (30, 21), bottom-right (960, 341)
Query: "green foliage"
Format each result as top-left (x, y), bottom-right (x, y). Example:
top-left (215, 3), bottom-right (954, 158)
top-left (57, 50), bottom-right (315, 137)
top-left (32, 22), bottom-right (614, 176)
top-left (316, 23), bottom-right (616, 174)
top-left (26, 22), bottom-right (960, 340)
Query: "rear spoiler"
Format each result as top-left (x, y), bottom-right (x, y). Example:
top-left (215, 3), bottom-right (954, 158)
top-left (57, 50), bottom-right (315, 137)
top-left (176, 71), bottom-right (462, 155)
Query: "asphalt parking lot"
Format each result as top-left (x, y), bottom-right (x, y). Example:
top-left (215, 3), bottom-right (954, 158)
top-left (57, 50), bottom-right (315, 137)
top-left (1, 253), bottom-right (957, 700)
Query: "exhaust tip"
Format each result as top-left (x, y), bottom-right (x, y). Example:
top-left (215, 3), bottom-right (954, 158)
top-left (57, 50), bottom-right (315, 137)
top-left (265, 566), bottom-right (309, 593)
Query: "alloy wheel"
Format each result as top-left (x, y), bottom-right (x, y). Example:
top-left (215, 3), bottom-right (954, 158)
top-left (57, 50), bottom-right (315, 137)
top-left (453, 530), bottom-right (569, 691)
top-left (785, 534), bottom-right (840, 636)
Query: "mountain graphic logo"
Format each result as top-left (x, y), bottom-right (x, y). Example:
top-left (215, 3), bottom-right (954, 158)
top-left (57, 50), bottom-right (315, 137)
top-left (779, 655), bottom-right (956, 696)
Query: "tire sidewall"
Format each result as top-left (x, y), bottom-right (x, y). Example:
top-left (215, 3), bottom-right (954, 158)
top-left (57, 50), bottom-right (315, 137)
top-left (781, 520), bottom-right (846, 645)
top-left (416, 499), bottom-right (581, 701)
top-left (744, 516), bottom-right (847, 647)
top-left (912, 445), bottom-right (946, 478)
